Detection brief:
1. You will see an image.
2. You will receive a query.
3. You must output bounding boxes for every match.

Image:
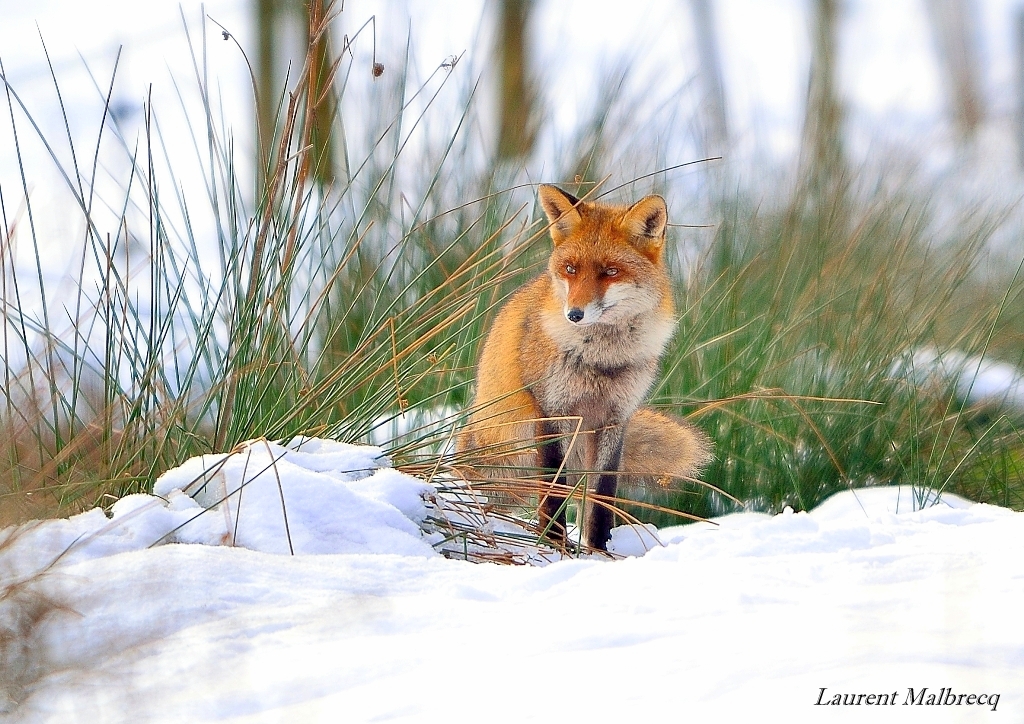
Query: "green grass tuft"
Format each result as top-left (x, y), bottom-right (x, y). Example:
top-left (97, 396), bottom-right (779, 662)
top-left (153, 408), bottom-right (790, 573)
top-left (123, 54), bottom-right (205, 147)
top-left (1, 13), bottom-right (1022, 533)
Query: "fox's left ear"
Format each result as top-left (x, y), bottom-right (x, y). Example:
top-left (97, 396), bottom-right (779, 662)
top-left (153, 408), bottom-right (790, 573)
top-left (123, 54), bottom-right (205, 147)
top-left (622, 195), bottom-right (667, 239)
top-left (621, 195), bottom-right (668, 259)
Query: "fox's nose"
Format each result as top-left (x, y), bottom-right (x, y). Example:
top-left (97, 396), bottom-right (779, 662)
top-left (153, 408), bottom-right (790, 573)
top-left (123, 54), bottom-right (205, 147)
top-left (566, 308), bottom-right (584, 323)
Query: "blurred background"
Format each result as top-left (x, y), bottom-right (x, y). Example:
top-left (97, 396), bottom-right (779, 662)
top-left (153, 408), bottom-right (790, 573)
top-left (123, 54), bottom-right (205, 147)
top-left (5, 1), bottom-right (1024, 208)
top-left (4, 1), bottom-right (1024, 528)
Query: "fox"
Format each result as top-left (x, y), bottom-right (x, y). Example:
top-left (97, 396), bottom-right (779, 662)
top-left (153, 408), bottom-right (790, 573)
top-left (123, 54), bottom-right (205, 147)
top-left (457, 184), bottom-right (712, 551)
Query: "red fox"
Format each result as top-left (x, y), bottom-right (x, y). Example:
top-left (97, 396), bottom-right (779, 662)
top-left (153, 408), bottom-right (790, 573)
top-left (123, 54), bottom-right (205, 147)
top-left (458, 185), bottom-right (712, 551)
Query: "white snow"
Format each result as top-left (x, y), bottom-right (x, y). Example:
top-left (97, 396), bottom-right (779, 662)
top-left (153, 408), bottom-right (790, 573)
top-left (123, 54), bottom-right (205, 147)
top-left (1, 441), bottom-right (1022, 722)
top-left (3, 3), bottom-right (1024, 720)
top-left (901, 346), bottom-right (1024, 413)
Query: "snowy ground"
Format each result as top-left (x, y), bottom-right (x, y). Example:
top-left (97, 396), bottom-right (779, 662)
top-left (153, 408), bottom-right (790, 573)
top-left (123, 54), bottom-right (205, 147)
top-left (1, 438), bottom-right (1021, 722)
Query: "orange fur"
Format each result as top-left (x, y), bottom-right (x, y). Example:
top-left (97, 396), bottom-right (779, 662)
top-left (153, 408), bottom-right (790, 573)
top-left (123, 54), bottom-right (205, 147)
top-left (458, 185), bottom-right (712, 549)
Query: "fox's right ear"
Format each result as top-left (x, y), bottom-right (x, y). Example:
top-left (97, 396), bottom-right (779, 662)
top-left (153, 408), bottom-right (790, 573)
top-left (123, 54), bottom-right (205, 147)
top-left (538, 185), bottom-right (583, 244)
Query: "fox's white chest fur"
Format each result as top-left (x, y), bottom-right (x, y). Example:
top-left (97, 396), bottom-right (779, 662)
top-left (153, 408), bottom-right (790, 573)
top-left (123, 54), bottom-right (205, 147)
top-left (533, 308), bottom-right (675, 429)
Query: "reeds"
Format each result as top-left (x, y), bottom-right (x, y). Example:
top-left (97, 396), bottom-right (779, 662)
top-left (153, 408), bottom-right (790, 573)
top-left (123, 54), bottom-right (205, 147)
top-left (1, 6), bottom-right (1022, 545)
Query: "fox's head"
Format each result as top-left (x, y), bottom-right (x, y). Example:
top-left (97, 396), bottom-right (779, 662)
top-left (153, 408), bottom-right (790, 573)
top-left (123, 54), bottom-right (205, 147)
top-left (539, 184), bottom-right (671, 327)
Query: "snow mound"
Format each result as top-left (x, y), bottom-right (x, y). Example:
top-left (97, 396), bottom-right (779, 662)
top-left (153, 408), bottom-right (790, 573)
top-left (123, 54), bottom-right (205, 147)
top-left (148, 437), bottom-right (438, 557)
top-left (809, 484), bottom-right (973, 521)
top-left (4, 438), bottom-right (438, 573)
top-left (606, 521), bottom-right (662, 556)
top-left (651, 486), bottom-right (1014, 564)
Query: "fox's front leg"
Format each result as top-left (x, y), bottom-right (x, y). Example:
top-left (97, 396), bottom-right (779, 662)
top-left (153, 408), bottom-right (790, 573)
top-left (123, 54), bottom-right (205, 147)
top-left (584, 425), bottom-right (625, 551)
top-left (537, 419), bottom-right (570, 546)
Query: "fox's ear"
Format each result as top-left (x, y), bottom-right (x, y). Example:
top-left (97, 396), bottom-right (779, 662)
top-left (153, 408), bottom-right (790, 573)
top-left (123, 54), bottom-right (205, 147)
top-left (621, 195), bottom-right (668, 258)
top-left (622, 195), bottom-right (667, 239)
top-left (538, 185), bottom-right (583, 244)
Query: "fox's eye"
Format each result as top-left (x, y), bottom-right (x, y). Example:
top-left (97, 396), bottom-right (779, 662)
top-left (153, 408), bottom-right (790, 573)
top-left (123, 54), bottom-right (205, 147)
top-left (604, 268), bottom-right (619, 277)
top-left (565, 264), bottom-right (577, 275)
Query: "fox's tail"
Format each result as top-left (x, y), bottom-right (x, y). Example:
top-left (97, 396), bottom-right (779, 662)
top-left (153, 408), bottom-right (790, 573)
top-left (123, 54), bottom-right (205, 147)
top-left (622, 408), bottom-right (713, 485)
top-left (455, 406), bottom-right (712, 485)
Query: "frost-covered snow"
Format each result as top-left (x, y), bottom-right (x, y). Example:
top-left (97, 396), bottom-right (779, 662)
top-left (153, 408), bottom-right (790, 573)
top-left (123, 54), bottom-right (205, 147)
top-left (1, 440), bottom-right (1022, 722)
